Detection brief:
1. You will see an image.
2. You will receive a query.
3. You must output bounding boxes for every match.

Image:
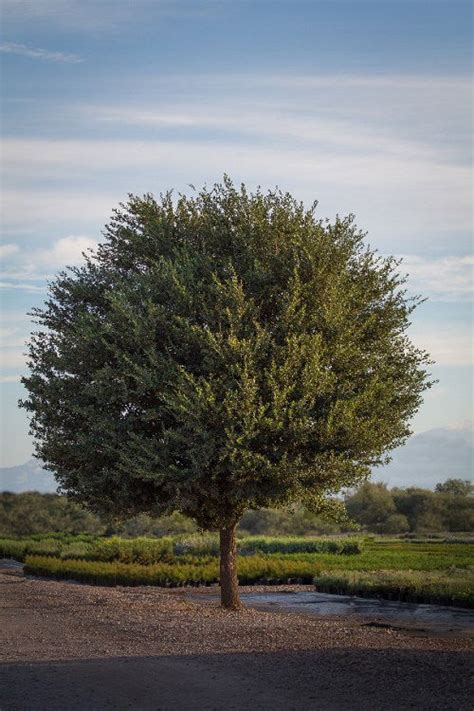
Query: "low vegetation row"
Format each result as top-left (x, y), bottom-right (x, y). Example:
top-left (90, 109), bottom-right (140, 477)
top-left (313, 569), bottom-right (474, 609)
top-left (24, 554), bottom-right (321, 586)
top-left (22, 550), bottom-right (474, 608)
top-left (0, 534), bottom-right (362, 563)
top-left (2, 532), bottom-right (471, 608)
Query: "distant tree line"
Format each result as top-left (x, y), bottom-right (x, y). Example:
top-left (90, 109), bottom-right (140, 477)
top-left (0, 479), bottom-right (472, 538)
top-left (344, 479), bottom-right (473, 534)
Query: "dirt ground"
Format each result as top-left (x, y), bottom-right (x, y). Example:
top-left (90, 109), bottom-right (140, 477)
top-left (0, 562), bottom-right (472, 710)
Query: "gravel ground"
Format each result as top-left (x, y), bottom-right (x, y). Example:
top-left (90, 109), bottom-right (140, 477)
top-left (0, 563), bottom-right (472, 710)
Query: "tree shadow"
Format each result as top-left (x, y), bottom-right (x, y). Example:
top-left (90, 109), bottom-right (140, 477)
top-left (0, 647), bottom-right (471, 710)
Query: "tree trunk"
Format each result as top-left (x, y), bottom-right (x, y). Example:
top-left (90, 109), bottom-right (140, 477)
top-left (219, 524), bottom-right (241, 609)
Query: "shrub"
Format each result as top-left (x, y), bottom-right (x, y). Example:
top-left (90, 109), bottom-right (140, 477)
top-left (237, 536), bottom-right (362, 556)
top-left (24, 554), bottom-right (323, 587)
top-left (314, 569), bottom-right (474, 608)
top-left (380, 514), bottom-right (410, 534)
top-left (173, 533), bottom-right (220, 557)
top-left (86, 537), bottom-right (174, 564)
top-left (0, 539), bottom-right (28, 560)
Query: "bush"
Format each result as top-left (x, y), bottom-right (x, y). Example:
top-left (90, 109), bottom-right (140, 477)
top-left (380, 514), bottom-right (410, 534)
top-left (85, 537), bottom-right (174, 564)
top-left (173, 533), bottom-right (220, 557)
top-left (0, 538), bottom-right (28, 559)
top-left (0, 537), bottom-right (62, 560)
top-left (237, 536), bottom-right (362, 556)
top-left (60, 542), bottom-right (93, 559)
top-left (24, 554), bottom-right (323, 587)
top-left (314, 568), bottom-right (474, 608)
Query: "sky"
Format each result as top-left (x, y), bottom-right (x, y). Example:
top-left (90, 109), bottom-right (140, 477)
top-left (0, 0), bottom-right (472, 468)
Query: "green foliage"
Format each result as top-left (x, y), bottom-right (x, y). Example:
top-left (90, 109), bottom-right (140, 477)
top-left (23, 539), bottom-right (474, 606)
top-left (24, 554), bottom-right (322, 587)
top-left (236, 536), bottom-right (361, 556)
top-left (313, 569), bottom-right (474, 608)
top-left (345, 482), bottom-right (396, 530)
top-left (344, 481), bottom-right (474, 533)
top-left (60, 541), bottom-right (92, 559)
top-left (0, 533), bottom-right (361, 562)
top-left (435, 479), bottom-right (473, 496)
top-left (20, 179), bottom-right (432, 530)
top-left (0, 492), bottom-right (104, 536)
top-left (117, 512), bottom-right (197, 537)
top-left (379, 513), bottom-right (410, 534)
top-left (85, 536), bottom-right (174, 564)
top-left (0, 539), bottom-right (28, 559)
top-left (174, 533), bottom-right (220, 557)
top-left (0, 535), bottom-right (171, 564)
top-left (1, 481), bottom-right (472, 541)
top-left (239, 507), bottom-right (342, 535)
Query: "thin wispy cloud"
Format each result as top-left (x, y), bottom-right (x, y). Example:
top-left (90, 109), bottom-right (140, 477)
top-left (0, 41), bottom-right (82, 63)
top-left (411, 326), bottom-right (473, 368)
top-left (0, 244), bottom-right (19, 259)
top-left (0, 236), bottom-right (98, 289)
top-left (1, 136), bottom-right (470, 249)
top-left (1, 0), bottom-right (212, 32)
top-left (0, 374), bottom-right (21, 383)
top-left (402, 255), bottom-right (474, 302)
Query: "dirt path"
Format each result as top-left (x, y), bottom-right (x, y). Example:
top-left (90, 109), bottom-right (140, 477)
top-left (1, 564), bottom-right (472, 710)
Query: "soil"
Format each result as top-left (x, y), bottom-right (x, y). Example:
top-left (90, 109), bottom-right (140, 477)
top-left (0, 561), bottom-right (472, 710)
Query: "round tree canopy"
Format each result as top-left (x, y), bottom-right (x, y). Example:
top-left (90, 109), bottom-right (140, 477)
top-left (21, 178), bottom-right (433, 530)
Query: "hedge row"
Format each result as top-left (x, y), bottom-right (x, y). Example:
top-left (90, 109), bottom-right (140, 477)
top-left (313, 569), bottom-right (474, 608)
top-left (237, 536), bottom-right (361, 556)
top-left (24, 554), bottom-right (323, 586)
top-left (0, 536), bottom-right (175, 563)
top-left (0, 534), bottom-right (361, 564)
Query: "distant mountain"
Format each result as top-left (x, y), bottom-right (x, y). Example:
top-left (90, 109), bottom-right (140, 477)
top-left (373, 422), bottom-right (473, 489)
top-left (0, 459), bottom-right (58, 493)
top-left (1, 423), bottom-right (472, 493)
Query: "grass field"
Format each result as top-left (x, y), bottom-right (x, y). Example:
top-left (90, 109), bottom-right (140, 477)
top-left (2, 533), bottom-right (473, 607)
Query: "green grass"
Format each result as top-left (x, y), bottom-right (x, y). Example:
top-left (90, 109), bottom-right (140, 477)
top-left (313, 568), bottom-right (474, 608)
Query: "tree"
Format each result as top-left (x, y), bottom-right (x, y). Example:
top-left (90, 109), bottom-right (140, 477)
top-left (393, 487), bottom-right (444, 532)
top-left (379, 513), bottom-right (410, 534)
top-left (435, 479), bottom-right (473, 497)
top-left (345, 482), bottom-right (396, 531)
top-left (20, 178), bottom-right (433, 608)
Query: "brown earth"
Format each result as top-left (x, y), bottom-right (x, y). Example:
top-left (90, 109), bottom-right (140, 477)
top-left (0, 563), bottom-right (472, 710)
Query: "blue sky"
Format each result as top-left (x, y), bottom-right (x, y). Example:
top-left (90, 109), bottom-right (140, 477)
top-left (0, 0), bottom-right (472, 467)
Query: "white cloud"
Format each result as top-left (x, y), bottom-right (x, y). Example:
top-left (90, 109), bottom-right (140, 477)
top-left (0, 348), bottom-right (27, 370)
top-left (1, 0), bottom-right (209, 32)
top-left (0, 244), bottom-right (19, 259)
top-left (0, 41), bottom-right (82, 63)
top-left (1, 69), bottom-right (470, 248)
top-left (1, 187), bottom-right (113, 231)
top-left (0, 315), bottom-right (32, 385)
top-left (411, 325), bottom-right (473, 367)
top-left (33, 235), bottom-right (97, 268)
top-left (0, 235), bottom-right (98, 291)
top-left (0, 281), bottom-right (47, 292)
top-left (91, 103), bottom-right (440, 159)
top-left (0, 327), bottom-right (27, 347)
top-left (0, 374), bottom-right (21, 383)
top-left (402, 255), bottom-right (474, 302)
top-left (86, 72), bottom-right (469, 159)
top-left (1, 137), bottom-right (470, 245)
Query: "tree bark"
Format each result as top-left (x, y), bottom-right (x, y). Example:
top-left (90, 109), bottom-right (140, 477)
top-left (219, 524), bottom-right (241, 609)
